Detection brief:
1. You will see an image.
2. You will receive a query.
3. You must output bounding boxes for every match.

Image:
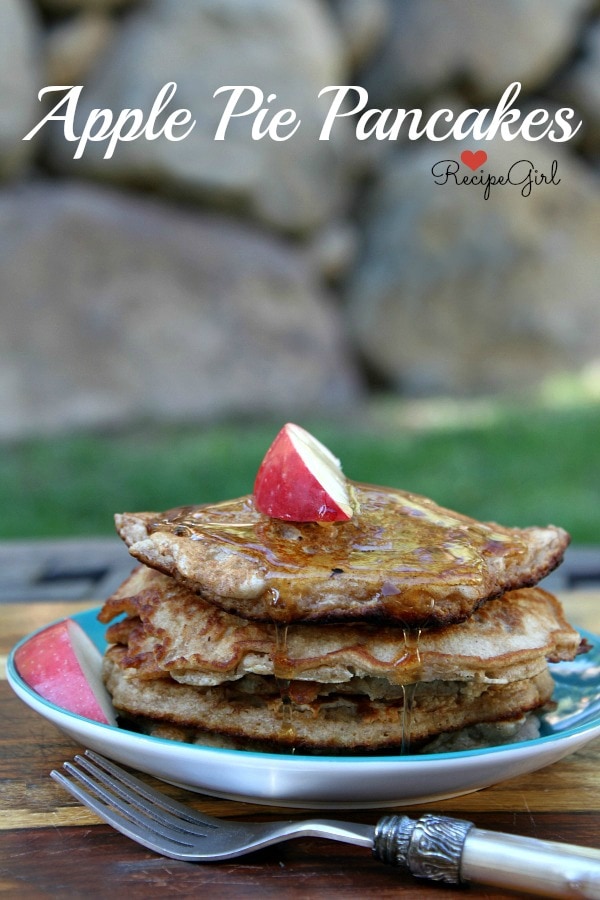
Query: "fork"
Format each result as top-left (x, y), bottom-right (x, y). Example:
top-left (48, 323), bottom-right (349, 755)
top-left (52, 751), bottom-right (600, 899)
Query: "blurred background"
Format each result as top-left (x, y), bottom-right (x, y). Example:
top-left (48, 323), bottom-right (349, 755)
top-left (0, 0), bottom-right (599, 559)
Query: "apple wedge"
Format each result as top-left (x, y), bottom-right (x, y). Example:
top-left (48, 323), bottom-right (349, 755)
top-left (254, 422), bottom-right (354, 522)
top-left (14, 619), bottom-right (117, 725)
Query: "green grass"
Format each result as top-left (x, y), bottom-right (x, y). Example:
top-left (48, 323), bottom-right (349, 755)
top-left (1, 401), bottom-right (598, 543)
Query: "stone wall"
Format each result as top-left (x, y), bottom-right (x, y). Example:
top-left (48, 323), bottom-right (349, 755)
top-left (1, 0), bottom-right (599, 437)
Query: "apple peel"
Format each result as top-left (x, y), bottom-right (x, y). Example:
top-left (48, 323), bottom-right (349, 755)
top-left (14, 618), bottom-right (117, 725)
top-left (254, 422), bottom-right (355, 522)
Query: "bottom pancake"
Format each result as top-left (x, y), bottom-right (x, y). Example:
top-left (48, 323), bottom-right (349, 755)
top-left (117, 710), bottom-right (544, 755)
top-left (103, 647), bottom-right (555, 753)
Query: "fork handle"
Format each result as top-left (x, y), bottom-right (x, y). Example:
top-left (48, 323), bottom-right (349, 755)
top-left (373, 813), bottom-right (600, 898)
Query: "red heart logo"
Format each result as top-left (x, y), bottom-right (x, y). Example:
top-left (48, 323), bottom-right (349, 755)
top-left (461, 149), bottom-right (487, 170)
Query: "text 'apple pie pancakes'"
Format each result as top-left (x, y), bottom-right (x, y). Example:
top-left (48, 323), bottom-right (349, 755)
top-left (99, 423), bottom-right (585, 755)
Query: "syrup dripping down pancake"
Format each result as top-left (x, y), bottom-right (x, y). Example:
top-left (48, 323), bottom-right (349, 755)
top-left (98, 566), bottom-right (583, 689)
top-left (115, 483), bottom-right (569, 627)
top-left (103, 648), bottom-right (556, 753)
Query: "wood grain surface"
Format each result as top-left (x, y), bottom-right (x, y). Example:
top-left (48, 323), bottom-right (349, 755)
top-left (1, 593), bottom-right (599, 898)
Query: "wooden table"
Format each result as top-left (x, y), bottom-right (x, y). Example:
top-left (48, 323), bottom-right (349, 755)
top-left (1, 592), bottom-right (599, 898)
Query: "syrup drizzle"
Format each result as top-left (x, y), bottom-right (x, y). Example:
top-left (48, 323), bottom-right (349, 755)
top-left (273, 624), bottom-right (296, 750)
top-left (147, 482), bottom-right (528, 626)
top-left (400, 627), bottom-right (422, 754)
top-left (401, 683), bottom-right (419, 755)
top-left (150, 517), bottom-right (256, 539)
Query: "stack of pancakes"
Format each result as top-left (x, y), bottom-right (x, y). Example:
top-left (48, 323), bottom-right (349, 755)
top-left (99, 483), bottom-right (584, 754)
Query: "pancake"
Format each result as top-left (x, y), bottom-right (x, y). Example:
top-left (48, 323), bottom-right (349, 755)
top-left (132, 713), bottom-right (544, 755)
top-left (99, 561), bottom-right (583, 753)
top-left (103, 647), bottom-right (556, 752)
top-left (115, 483), bottom-right (569, 627)
top-left (98, 566), bottom-right (583, 688)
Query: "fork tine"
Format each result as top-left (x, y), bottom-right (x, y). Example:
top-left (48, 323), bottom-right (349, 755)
top-left (57, 756), bottom-right (211, 841)
top-left (50, 767), bottom-right (200, 860)
top-left (73, 752), bottom-right (216, 836)
top-left (61, 760), bottom-right (198, 844)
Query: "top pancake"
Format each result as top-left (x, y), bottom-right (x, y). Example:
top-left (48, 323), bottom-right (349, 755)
top-left (115, 483), bottom-right (569, 627)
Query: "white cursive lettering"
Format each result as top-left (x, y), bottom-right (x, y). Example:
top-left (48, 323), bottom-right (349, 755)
top-left (213, 86), bottom-right (301, 141)
top-left (22, 81), bottom-right (583, 157)
top-left (23, 82), bottom-right (196, 159)
top-left (317, 82), bottom-right (582, 144)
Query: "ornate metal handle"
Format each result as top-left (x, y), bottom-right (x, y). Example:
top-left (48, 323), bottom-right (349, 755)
top-left (373, 813), bottom-right (472, 883)
top-left (372, 813), bottom-right (600, 898)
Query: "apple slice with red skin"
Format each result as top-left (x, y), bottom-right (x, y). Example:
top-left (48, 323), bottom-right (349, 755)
top-left (14, 618), bottom-right (117, 725)
top-left (254, 422), bottom-right (354, 522)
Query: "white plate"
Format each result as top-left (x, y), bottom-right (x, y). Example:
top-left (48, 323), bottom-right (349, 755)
top-left (7, 608), bottom-right (600, 809)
